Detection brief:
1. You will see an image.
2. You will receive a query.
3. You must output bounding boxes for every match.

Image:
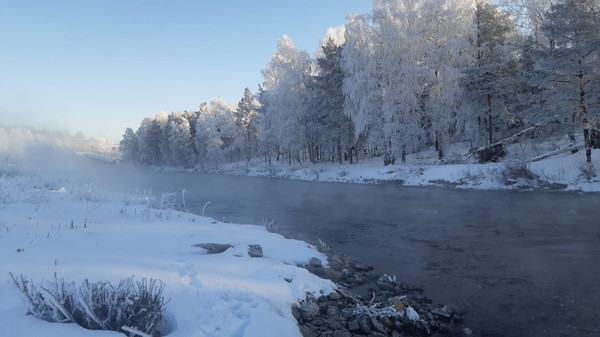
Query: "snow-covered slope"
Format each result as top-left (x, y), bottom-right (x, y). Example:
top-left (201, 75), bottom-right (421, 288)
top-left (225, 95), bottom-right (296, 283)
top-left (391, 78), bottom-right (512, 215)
top-left (0, 172), bottom-right (335, 337)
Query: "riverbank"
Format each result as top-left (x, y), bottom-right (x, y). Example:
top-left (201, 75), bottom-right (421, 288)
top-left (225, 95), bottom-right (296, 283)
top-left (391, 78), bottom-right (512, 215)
top-left (0, 170), bottom-right (337, 337)
top-left (295, 240), bottom-right (470, 337)
top-left (1, 167), bottom-right (476, 337)
top-left (209, 143), bottom-right (600, 192)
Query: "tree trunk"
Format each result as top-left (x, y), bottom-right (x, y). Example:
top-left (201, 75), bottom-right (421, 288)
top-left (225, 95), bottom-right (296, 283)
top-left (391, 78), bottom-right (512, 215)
top-left (584, 120), bottom-right (592, 163)
top-left (579, 67), bottom-right (591, 162)
top-left (487, 93), bottom-right (493, 145)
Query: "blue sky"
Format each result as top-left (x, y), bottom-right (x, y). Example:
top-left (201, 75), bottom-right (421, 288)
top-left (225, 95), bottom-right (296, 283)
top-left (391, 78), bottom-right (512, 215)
top-left (0, 1), bottom-right (372, 141)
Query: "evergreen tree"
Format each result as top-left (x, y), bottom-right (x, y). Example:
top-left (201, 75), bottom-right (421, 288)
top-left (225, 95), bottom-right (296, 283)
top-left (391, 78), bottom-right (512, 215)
top-left (313, 38), bottom-right (354, 163)
top-left (235, 88), bottom-right (260, 162)
top-left (461, 0), bottom-right (519, 146)
top-left (119, 128), bottom-right (139, 163)
top-left (534, 0), bottom-right (600, 161)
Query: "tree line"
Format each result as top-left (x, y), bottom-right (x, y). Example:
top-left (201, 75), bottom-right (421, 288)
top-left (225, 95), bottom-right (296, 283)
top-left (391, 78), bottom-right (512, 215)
top-left (120, 0), bottom-right (600, 167)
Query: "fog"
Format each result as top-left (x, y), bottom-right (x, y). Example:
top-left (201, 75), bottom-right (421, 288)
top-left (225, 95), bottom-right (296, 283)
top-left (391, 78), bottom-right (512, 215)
top-left (3, 132), bottom-right (600, 336)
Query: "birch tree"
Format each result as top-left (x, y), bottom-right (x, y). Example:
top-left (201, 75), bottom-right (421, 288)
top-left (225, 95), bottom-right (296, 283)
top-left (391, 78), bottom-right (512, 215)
top-left (260, 35), bottom-right (313, 165)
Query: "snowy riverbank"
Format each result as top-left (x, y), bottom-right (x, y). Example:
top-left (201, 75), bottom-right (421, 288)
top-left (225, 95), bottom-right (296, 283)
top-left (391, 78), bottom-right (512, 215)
top-left (0, 170), bottom-right (335, 337)
top-left (210, 145), bottom-right (600, 193)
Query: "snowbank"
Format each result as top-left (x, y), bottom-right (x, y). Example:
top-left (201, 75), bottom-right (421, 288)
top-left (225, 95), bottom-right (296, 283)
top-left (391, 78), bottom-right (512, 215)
top-left (0, 171), bottom-right (335, 337)
top-left (213, 146), bottom-right (600, 192)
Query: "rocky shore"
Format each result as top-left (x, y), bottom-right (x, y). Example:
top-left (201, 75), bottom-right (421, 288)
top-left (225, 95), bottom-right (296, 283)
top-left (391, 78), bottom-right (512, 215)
top-left (297, 243), bottom-right (471, 337)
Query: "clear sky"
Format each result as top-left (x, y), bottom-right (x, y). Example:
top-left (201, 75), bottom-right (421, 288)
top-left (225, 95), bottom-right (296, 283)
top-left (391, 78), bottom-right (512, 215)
top-left (0, 0), bottom-right (372, 142)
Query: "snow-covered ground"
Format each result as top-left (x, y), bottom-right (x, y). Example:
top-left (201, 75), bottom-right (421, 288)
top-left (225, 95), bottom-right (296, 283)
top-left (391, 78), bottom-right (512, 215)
top-left (0, 168), bottom-right (335, 337)
top-left (214, 142), bottom-right (600, 192)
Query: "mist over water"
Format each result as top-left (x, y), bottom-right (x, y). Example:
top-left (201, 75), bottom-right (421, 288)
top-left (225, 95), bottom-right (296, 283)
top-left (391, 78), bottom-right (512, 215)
top-left (106, 167), bottom-right (600, 337)
top-left (4, 151), bottom-right (600, 337)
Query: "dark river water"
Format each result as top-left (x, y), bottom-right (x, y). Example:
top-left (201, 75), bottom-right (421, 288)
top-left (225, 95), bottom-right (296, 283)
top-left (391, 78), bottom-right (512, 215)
top-left (97, 165), bottom-right (600, 337)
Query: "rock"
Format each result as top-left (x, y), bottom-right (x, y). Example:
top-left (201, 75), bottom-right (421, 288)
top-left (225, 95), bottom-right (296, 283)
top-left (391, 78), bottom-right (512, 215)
top-left (333, 330), bottom-right (351, 337)
top-left (291, 306), bottom-right (302, 320)
top-left (299, 325), bottom-right (317, 337)
top-left (354, 262), bottom-right (374, 272)
top-left (379, 316), bottom-right (395, 329)
top-left (328, 291), bottom-right (342, 301)
top-left (327, 316), bottom-right (343, 330)
top-left (358, 317), bottom-right (372, 334)
top-left (431, 307), bottom-right (452, 322)
top-left (328, 254), bottom-right (344, 270)
top-left (247, 244), bottom-right (263, 257)
top-left (299, 302), bottom-right (320, 318)
top-left (391, 330), bottom-right (403, 337)
top-left (193, 243), bottom-right (232, 254)
top-left (370, 317), bottom-right (389, 334)
top-left (309, 257), bottom-right (323, 267)
top-left (324, 269), bottom-right (343, 283)
top-left (326, 306), bottom-right (340, 316)
top-left (347, 319), bottom-right (360, 331)
top-left (293, 240), bottom-right (465, 337)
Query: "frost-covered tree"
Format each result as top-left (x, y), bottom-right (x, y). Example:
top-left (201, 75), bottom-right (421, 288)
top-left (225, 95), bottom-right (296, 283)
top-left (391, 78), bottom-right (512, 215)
top-left (461, 0), bottom-right (519, 145)
top-left (532, 0), bottom-right (600, 161)
top-left (137, 113), bottom-right (168, 165)
top-left (195, 98), bottom-right (237, 167)
top-left (119, 128), bottom-right (139, 163)
top-left (313, 38), bottom-right (354, 163)
top-left (352, 0), bottom-right (474, 163)
top-left (164, 111), bottom-right (195, 167)
top-left (235, 88), bottom-right (260, 162)
top-left (260, 35), bottom-right (313, 165)
top-left (342, 13), bottom-right (386, 159)
top-left (500, 0), bottom-right (554, 47)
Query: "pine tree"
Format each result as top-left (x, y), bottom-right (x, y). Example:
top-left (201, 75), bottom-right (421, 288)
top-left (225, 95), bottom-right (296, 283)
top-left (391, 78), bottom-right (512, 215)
top-left (235, 88), bottom-right (260, 162)
top-left (119, 128), bottom-right (139, 163)
top-left (461, 0), bottom-right (518, 146)
top-left (314, 38), bottom-right (354, 163)
top-left (534, 0), bottom-right (600, 161)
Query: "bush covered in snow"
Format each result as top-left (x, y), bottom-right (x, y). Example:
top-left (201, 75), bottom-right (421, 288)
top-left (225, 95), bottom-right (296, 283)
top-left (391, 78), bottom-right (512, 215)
top-left (10, 273), bottom-right (167, 337)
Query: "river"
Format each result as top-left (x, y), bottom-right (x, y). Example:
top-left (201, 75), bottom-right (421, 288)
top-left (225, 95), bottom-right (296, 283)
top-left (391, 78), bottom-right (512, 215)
top-left (99, 166), bottom-right (600, 337)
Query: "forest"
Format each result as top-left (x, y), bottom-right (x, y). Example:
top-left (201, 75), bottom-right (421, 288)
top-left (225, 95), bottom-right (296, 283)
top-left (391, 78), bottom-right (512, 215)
top-left (119, 0), bottom-right (600, 168)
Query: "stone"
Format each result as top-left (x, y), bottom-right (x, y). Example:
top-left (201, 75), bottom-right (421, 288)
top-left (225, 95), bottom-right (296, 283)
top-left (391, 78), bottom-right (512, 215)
top-left (326, 305), bottom-right (340, 316)
top-left (391, 330), bottom-right (403, 337)
top-left (291, 306), bottom-right (302, 320)
top-left (431, 307), bottom-right (451, 322)
top-left (299, 325), bottom-right (318, 337)
top-left (370, 317), bottom-right (389, 334)
top-left (247, 244), bottom-right (263, 257)
top-left (324, 269), bottom-right (343, 282)
top-left (347, 319), bottom-right (360, 331)
top-left (299, 302), bottom-right (320, 318)
top-left (354, 262), bottom-right (374, 272)
top-left (193, 243), bottom-right (232, 254)
top-left (332, 330), bottom-right (351, 337)
top-left (327, 317), bottom-right (343, 330)
top-left (379, 316), bottom-right (395, 329)
top-left (328, 291), bottom-right (342, 301)
top-left (310, 257), bottom-right (323, 267)
top-left (328, 254), bottom-right (344, 270)
top-left (358, 317), bottom-right (372, 334)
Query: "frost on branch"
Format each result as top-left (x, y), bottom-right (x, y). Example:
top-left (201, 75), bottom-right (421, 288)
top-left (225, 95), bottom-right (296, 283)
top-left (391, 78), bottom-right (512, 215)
top-left (9, 273), bottom-right (167, 337)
